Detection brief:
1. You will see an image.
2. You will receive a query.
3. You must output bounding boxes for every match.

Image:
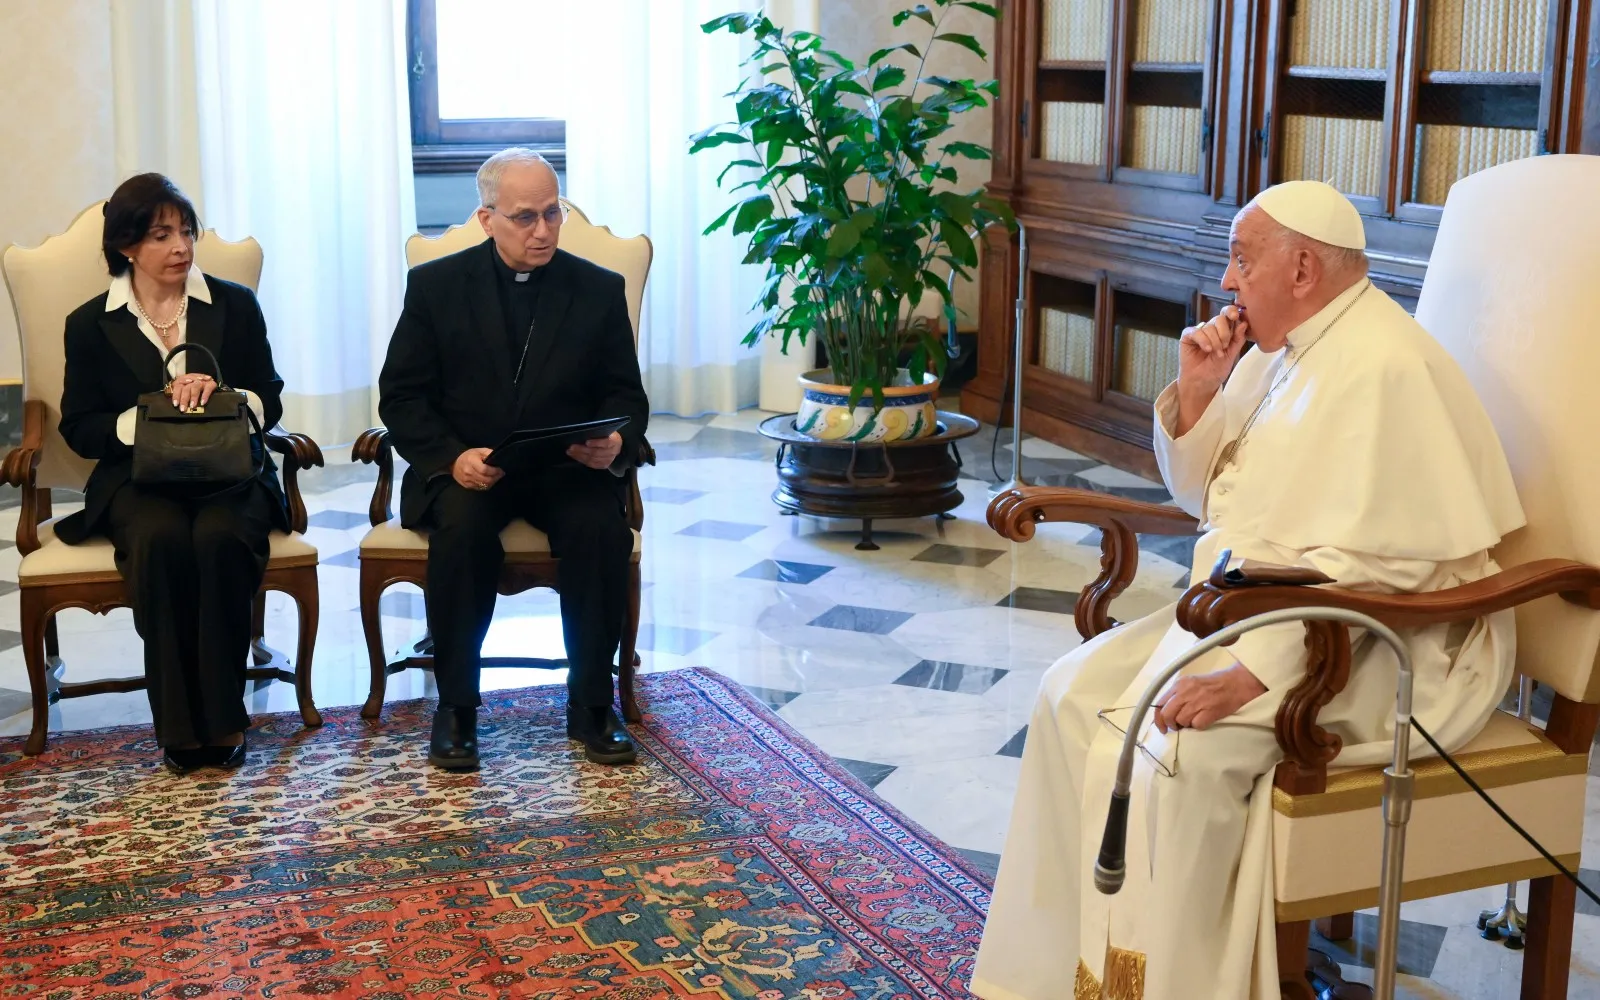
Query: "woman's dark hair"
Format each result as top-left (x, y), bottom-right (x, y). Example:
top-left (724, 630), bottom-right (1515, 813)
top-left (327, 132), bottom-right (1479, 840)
top-left (102, 173), bottom-right (202, 276)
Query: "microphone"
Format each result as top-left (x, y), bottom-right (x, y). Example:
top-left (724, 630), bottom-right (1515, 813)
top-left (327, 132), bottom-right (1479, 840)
top-left (1094, 789), bottom-right (1131, 893)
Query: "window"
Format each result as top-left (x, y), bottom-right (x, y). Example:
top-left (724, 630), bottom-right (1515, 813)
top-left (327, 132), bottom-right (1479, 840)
top-left (406, 0), bottom-right (568, 175)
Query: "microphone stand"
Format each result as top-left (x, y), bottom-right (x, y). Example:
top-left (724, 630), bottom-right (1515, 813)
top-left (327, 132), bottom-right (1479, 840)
top-left (989, 221), bottom-right (1029, 497)
top-left (1094, 605), bottom-right (1415, 1000)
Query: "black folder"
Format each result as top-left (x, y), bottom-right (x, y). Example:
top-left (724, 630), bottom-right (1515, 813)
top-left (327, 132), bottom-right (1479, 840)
top-left (484, 416), bottom-right (631, 472)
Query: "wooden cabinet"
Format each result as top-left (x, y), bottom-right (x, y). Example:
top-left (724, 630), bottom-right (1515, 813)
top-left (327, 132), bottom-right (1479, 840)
top-left (964, 0), bottom-right (1599, 477)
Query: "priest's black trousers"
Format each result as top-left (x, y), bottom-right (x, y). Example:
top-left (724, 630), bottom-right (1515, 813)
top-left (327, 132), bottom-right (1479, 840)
top-left (420, 469), bottom-right (632, 713)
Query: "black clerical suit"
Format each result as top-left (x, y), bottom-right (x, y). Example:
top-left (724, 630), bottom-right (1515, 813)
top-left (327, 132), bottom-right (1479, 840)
top-left (58, 276), bottom-right (289, 748)
top-left (378, 241), bottom-right (649, 717)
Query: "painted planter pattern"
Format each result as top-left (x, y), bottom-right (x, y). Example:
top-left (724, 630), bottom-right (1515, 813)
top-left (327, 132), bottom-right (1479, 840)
top-left (795, 370), bottom-right (939, 442)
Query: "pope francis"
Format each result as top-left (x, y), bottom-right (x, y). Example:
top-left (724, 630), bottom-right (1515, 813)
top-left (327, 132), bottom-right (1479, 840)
top-left (971, 181), bottom-right (1526, 1000)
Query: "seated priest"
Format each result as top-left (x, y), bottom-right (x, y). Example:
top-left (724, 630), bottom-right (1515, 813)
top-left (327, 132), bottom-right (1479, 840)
top-left (378, 147), bottom-right (649, 772)
top-left (971, 181), bottom-right (1525, 1000)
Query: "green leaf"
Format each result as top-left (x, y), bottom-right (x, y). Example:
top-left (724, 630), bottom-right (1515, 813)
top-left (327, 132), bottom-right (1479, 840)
top-left (940, 218), bottom-right (976, 265)
top-left (733, 195), bottom-right (776, 235)
top-left (954, 0), bottom-right (999, 15)
top-left (868, 42), bottom-right (922, 64)
top-left (940, 140), bottom-right (991, 160)
top-left (936, 190), bottom-right (975, 227)
top-left (893, 4), bottom-right (936, 27)
top-left (871, 65), bottom-right (907, 92)
top-left (702, 12), bottom-right (761, 34)
top-left (827, 222), bottom-right (863, 257)
top-left (689, 130), bottom-right (747, 154)
top-left (834, 78), bottom-right (872, 98)
top-left (863, 253), bottom-right (892, 288)
top-left (716, 158), bottom-right (762, 186)
top-left (934, 32), bottom-right (986, 58)
top-left (703, 203), bottom-right (738, 236)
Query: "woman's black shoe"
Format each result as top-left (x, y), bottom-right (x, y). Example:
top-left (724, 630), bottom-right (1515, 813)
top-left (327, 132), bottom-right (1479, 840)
top-left (428, 706), bottom-right (480, 770)
top-left (210, 735), bottom-right (247, 770)
top-left (566, 706), bottom-right (637, 765)
top-left (163, 747), bottom-right (208, 775)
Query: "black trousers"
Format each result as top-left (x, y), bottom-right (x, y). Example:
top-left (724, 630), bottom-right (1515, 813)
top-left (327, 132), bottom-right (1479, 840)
top-left (105, 481), bottom-right (275, 747)
top-left (420, 469), bottom-right (632, 712)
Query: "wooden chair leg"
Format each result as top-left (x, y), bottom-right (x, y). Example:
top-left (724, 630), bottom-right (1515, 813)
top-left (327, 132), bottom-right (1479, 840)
top-left (1276, 919), bottom-right (1316, 1000)
top-left (19, 588), bottom-right (51, 757)
top-left (1522, 874), bottom-right (1575, 1000)
top-left (250, 590), bottom-right (272, 666)
top-left (619, 560), bottom-right (642, 723)
top-left (359, 561), bottom-right (390, 720)
top-left (287, 568), bottom-right (322, 728)
top-left (1315, 912), bottom-right (1355, 941)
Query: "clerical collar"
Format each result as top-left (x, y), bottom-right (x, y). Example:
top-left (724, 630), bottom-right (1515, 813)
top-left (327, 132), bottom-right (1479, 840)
top-left (1284, 277), bottom-right (1372, 355)
top-left (488, 242), bottom-right (545, 287)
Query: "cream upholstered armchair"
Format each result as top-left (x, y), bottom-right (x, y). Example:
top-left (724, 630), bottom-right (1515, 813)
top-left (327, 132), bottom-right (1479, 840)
top-left (353, 200), bottom-right (653, 722)
top-left (0, 203), bottom-right (324, 757)
top-left (989, 154), bottom-right (1600, 1000)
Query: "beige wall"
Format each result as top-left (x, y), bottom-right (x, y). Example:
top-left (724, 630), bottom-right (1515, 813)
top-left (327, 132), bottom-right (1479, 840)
top-left (0, 0), bottom-right (117, 384)
top-left (820, 0), bottom-right (996, 326)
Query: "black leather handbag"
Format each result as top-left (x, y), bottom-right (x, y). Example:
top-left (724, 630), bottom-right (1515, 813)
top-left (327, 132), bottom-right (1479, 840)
top-left (132, 343), bottom-right (264, 491)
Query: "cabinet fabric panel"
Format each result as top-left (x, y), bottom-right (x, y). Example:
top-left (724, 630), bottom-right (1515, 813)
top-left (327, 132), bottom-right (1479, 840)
top-left (1040, 308), bottom-right (1096, 382)
top-left (1042, 102), bottom-right (1107, 164)
top-left (1290, 0), bottom-right (1392, 68)
top-left (1041, 0), bottom-right (1110, 62)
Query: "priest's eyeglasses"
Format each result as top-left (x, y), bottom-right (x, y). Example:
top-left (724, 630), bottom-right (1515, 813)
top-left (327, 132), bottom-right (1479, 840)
top-left (1096, 706), bottom-right (1180, 778)
top-left (490, 204), bottom-right (567, 230)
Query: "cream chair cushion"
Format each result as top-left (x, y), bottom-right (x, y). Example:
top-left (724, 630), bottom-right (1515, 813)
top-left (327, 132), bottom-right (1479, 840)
top-left (1, 202), bottom-right (265, 493)
top-left (359, 519), bottom-right (641, 562)
top-left (403, 200), bottom-right (652, 341)
top-left (18, 520), bottom-right (317, 585)
top-left (1272, 709), bottom-right (1587, 920)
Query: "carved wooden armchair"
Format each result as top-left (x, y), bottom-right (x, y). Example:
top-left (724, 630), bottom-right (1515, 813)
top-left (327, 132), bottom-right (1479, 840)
top-left (354, 200), bottom-right (653, 723)
top-left (1, 203), bottom-right (324, 757)
top-left (991, 155), bottom-right (1600, 1000)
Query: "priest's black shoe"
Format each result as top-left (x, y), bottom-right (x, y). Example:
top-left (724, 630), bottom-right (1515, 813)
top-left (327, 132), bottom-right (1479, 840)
top-left (428, 706), bottom-right (480, 770)
top-left (566, 705), bottom-right (636, 765)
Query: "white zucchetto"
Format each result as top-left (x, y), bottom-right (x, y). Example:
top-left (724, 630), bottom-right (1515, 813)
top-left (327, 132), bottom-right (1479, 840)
top-left (1250, 180), bottom-right (1367, 250)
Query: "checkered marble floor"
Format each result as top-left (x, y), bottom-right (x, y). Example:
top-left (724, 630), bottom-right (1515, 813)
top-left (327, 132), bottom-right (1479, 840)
top-left (2, 408), bottom-right (1599, 998)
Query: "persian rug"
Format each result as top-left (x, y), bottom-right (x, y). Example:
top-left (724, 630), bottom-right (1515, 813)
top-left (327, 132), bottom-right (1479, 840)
top-left (0, 668), bottom-right (992, 999)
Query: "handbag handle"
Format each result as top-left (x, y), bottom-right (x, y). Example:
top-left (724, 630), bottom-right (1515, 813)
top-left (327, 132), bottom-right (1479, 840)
top-left (160, 342), bottom-right (230, 390)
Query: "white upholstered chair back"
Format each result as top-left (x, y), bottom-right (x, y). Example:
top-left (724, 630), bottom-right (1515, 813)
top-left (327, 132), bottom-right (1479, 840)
top-left (1414, 154), bottom-right (1600, 703)
top-left (1, 201), bottom-right (263, 492)
top-left (403, 199), bottom-right (651, 344)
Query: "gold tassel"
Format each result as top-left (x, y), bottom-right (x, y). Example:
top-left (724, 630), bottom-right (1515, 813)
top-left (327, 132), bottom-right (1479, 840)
top-left (1102, 942), bottom-right (1148, 1000)
top-left (1075, 959), bottom-right (1101, 1000)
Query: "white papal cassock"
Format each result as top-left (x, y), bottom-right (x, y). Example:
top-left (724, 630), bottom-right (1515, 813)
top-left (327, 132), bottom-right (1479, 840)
top-left (971, 277), bottom-right (1526, 1000)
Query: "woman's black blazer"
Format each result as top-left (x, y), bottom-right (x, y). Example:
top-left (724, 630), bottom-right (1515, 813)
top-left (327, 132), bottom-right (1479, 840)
top-left (55, 274), bottom-right (289, 544)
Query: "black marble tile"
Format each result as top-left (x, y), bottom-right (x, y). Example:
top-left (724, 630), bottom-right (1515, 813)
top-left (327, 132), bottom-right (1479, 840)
top-left (677, 519), bottom-right (767, 542)
top-left (833, 757), bottom-right (898, 789)
top-left (996, 587), bottom-right (1077, 615)
top-left (0, 686), bottom-right (30, 720)
top-left (0, 581), bottom-right (16, 597)
top-left (997, 726), bottom-right (1028, 758)
top-left (1310, 913), bottom-right (1447, 980)
top-left (956, 848), bottom-right (1001, 882)
top-left (1138, 532), bottom-right (1199, 570)
top-left (636, 624), bottom-right (720, 655)
top-left (307, 509), bottom-right (373, 531)
top-left (640, 487), bottom-right (707, 505)
top-left (320, 548), bottom-right (362, 569)
top-left (911, 543), bottom-right (1005, 568)
top-left (1575, 869), bottom-right (1600, 918)
top-left (895, 659), bottom-right (1009, 694)
top-left (740, 684), bottom-right (801, 711)
top-left (808, 605), bottom-right (914, 635)
top-left (738, 559), bottom-right (835, 584)
top-left (378, 591), bottom-right (428, 620)
top-left (0, 629), bottom-right (20, 654)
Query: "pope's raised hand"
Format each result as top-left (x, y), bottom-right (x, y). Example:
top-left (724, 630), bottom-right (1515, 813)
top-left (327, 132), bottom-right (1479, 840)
top-left (1178, 305), bottom-right (1249, 391)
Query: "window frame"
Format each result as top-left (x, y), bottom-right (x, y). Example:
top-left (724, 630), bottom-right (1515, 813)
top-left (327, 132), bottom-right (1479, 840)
top-left (406, 0), bottom-right (567, 174)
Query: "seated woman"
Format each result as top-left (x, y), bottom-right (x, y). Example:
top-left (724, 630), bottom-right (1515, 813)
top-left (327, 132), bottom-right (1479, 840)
top-left (56, 172), bottom-right (290, 775)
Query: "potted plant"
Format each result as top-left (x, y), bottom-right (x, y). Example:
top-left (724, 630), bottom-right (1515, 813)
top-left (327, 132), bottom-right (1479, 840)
top-left (692, 1), bottom-right (1012, 443)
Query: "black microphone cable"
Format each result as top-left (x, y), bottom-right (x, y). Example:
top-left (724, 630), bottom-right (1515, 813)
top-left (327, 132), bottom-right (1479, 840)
top-left (1409, 715), bottom-right (1600, 910)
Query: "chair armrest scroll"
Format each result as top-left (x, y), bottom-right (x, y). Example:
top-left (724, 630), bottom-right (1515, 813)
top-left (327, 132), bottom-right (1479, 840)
top-left (2, 400), bottom-right (48, 553)
top-left (353, 427), bottom-right (394, 526)
top-left (988, 485), bottom-right (1200, 643)
top-left (264, 429), bottom-right (324, 535)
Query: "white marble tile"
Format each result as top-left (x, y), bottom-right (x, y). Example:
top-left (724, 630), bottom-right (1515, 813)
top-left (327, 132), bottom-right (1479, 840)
top-left (892, 605), bottom-right (1080, 673)
top-left (1015, 436), bottom-right (1090, 461)
top-left (1075, 464), bottom-right (1166, 490)
top-left (798, 708), bottom-right (1020, 767)
top-left (706, 408), bottom-right (784, 434)
top-left (780, 682), bottom-right (1008, 729)
top-left (874, 755), bottom-right (1024, 855)
top-left (640, 416), bottom-right (709, 444)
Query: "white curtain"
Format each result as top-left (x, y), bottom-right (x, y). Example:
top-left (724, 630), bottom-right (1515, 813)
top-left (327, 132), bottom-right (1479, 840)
top-left (559, 0), bottom-right (767, 417)
top-left (192, 0), bottom-right (415, 444)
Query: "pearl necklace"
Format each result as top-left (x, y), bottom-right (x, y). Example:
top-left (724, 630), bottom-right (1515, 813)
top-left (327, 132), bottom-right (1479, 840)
top-left (129, 291), bottom-right (188, 343)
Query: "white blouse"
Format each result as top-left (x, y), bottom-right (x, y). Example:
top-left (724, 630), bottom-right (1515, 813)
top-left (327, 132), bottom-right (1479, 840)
top-left (107, 266), bottom-right (264, 444)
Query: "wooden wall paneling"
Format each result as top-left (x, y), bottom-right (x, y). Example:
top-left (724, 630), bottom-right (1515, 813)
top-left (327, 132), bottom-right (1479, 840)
top-left (1392, 0), bottom-right (1427, 215)
top-left (1544, 0), bottom-right (1573, 151)
top-left (1107, 0), bottom-right (1131, 180)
